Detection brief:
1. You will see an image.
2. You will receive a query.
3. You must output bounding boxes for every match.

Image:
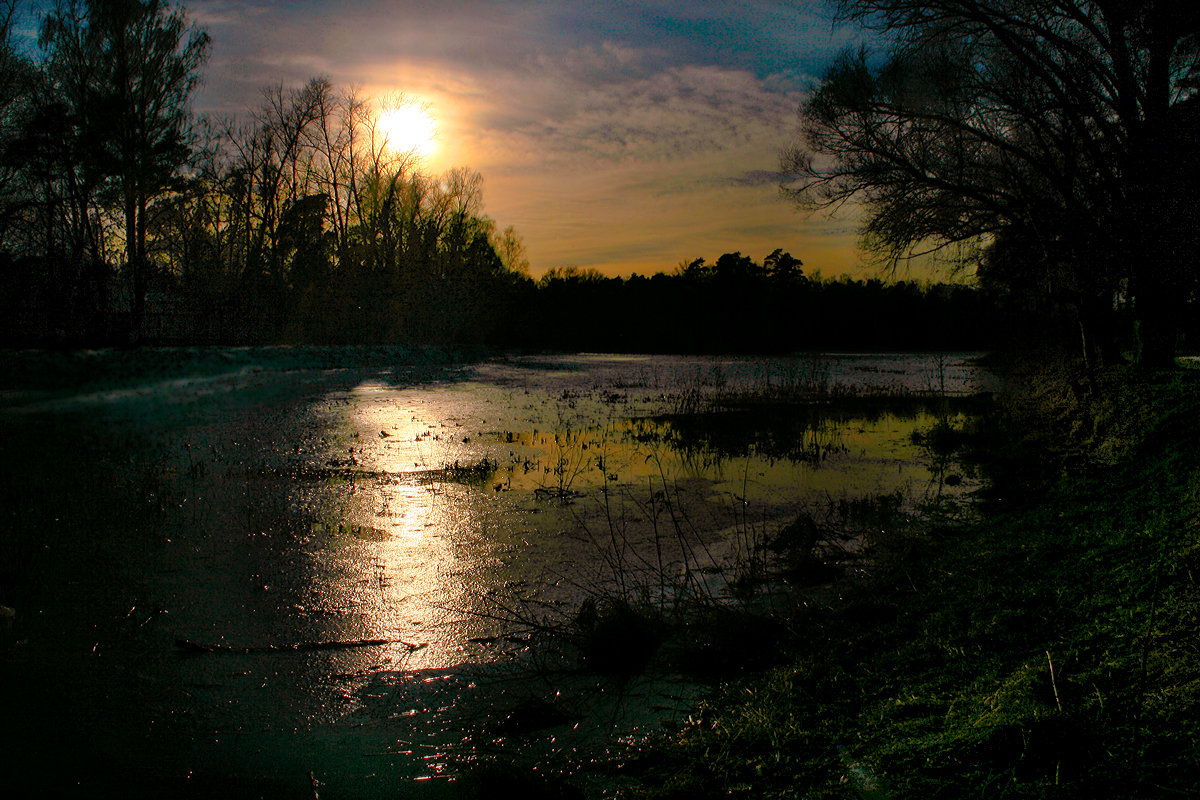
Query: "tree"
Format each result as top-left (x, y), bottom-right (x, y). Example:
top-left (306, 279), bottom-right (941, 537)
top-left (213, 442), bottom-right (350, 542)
top-left (0, 0), bottom-right (32, 246)
top-left (494, 225), bottom-right (529, 275)
top-left (40, 0), bottom-right (210, 340)
top-left (713, 251), bottom-right (763, 283)
top-left (764, 248), bottom-right (804, 282)
top-left (785, 0), bottom-right (1200, 368)
top-left (676, 256), bottom-right (710, 280)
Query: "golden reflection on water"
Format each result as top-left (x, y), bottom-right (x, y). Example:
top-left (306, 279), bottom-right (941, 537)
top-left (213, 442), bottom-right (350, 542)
top-left (334, 382), bottom-right (516, 671)
top-left (0, 353), bottom-right (993, 794)
top-left (372, 483), bottom-right (481, 670)
top-left (319, 376), bottom-right (978, 676)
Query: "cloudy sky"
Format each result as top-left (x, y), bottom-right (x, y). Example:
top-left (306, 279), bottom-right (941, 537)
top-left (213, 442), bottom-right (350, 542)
top-left (28, 0), bottom-right (877, 278)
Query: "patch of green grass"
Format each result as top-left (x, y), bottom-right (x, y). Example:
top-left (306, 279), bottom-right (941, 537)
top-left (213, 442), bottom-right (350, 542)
top-left (632, 366), bottom-right (1200, 798)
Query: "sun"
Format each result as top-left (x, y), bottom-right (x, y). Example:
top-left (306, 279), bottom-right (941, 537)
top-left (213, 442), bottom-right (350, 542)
top-left (377, 103), bottom-right (438, 159)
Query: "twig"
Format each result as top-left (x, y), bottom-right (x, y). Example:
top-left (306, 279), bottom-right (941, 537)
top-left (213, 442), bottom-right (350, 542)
top-left (175, 637), bottom-right (425, 654)
top-left (1046, 650), bottom-right (1062, 711)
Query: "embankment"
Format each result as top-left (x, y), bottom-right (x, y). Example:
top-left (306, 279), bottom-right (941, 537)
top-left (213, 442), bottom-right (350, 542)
top-left (636, 363), bottom-right (1200, 798)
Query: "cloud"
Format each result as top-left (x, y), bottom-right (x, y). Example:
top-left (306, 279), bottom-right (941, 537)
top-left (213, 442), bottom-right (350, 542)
top-left (175, 0), bottom-right (871, 276)
top-left (187, 1), bottom-right (835, 112)
top-left (472, 58), bottom-right (803, 169)
top-left (728, 169), bottom-right (789, 187)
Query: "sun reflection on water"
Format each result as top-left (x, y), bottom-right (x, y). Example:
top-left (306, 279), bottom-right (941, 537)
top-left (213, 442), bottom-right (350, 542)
top-left (321, 370), bottom-right (982, 679)
top-left (333, 381), bottom-right (516, 671)
top-left (0, 352), bottom-right (996, 795)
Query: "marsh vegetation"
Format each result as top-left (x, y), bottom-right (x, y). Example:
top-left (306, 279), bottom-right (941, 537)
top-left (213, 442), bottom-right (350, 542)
top-left (633, 363), bottom-right (1200, 799)
top-left (0, 349), bottom-right (990, 797)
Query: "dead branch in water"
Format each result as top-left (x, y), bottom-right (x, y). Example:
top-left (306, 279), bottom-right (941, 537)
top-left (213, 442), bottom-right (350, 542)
top-left (174, 637), bottom-right (426, 654)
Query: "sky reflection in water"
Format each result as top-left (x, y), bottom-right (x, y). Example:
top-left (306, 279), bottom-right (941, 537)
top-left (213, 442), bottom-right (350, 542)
top-left (329, 353), bottom-right (992, 674)
top-left (0, 351), bottom-right (994, 794)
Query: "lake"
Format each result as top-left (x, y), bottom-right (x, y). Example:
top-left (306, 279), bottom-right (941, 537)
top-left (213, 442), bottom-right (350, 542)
top-left (0, 349), bottom-right (995, 798)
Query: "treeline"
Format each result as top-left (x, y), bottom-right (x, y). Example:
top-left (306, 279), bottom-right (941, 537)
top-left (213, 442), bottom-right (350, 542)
top-left (517, 255), bottom-right (1003, 353)
top-left (0, 1), bottom-right (529, 347)
top-left (0, 0), bottom-right (1003, 354)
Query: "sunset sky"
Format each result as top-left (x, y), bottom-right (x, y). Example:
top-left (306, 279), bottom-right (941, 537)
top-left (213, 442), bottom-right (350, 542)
top-left (24, 0), bottom-right (887, 279)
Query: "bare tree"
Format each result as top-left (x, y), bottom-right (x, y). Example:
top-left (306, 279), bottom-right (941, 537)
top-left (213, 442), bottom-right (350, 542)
top-left (494, 225), bottom-right (529, 275)
top-left (0, 0), bottom-right (29, 240)
top-left (786, 0), bottom-right (1200, 367)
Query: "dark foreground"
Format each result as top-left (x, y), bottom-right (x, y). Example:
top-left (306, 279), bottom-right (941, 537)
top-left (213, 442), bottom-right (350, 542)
top-left (632, 363), bottom-right (1200, 798)
top-left (0, 347), bottom-right (984, 798)
top-left (6, 349), bottom-right (1196, 798)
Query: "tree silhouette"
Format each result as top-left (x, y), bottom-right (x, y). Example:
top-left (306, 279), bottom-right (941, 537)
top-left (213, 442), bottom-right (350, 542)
top-left (40, 0), bottom-right (210, 340)
top-left (0, 0), bottom-right (1008, 351)
top-left (786, 0), bottom-right (1200, 368)
top-left (0, 0), bottom-right (31, 244)
top-left (713, 251), bottom-right (762, 283)
top-left (764, 248), bottom-right (804, 282)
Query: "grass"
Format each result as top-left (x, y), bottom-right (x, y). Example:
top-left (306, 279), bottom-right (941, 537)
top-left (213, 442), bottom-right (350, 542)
top-left (626, 363), bottom-right (1200, 799)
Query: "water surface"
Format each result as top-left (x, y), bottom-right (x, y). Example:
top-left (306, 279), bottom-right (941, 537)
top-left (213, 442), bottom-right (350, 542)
top-left (0, 350), bottom-right (992, 797)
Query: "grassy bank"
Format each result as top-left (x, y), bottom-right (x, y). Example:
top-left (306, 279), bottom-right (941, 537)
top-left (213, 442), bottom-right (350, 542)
top-left (632, 364), bottom-right (1200, 798)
